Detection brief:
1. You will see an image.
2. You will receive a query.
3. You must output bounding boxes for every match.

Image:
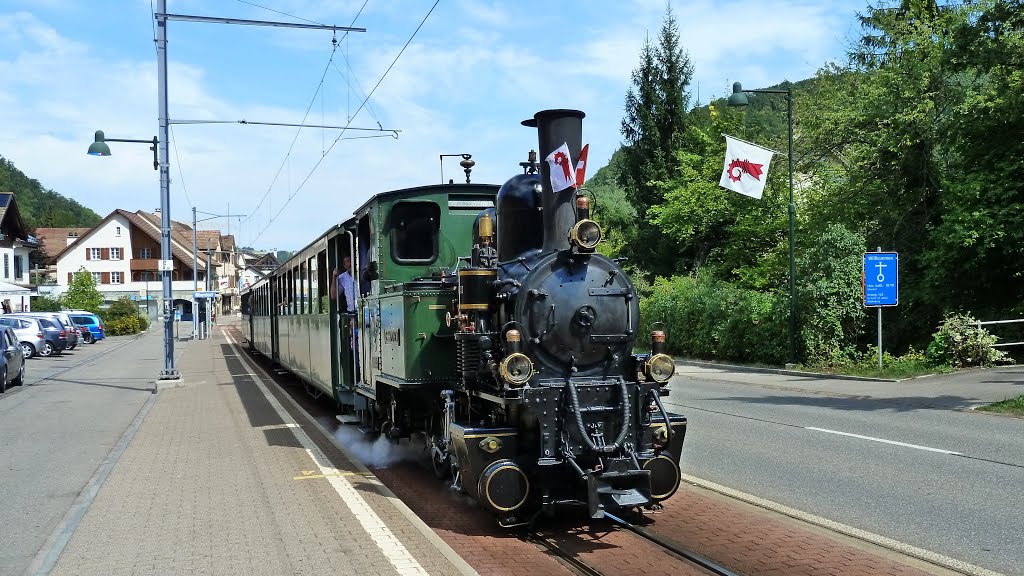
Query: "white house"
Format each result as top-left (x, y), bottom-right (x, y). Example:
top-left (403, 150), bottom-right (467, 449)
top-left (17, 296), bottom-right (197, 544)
top-left (0, 192), bottom-right (39, 312)
top-left (51, 209), bottom-right (217, 314)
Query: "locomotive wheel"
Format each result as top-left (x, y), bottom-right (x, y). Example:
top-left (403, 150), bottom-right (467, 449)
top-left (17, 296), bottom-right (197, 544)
top-left (380, 420), bottom-right (394, 439)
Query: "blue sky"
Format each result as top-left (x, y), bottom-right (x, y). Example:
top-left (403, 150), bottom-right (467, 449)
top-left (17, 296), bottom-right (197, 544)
top-left (0, 0), bottom-right (866, 252)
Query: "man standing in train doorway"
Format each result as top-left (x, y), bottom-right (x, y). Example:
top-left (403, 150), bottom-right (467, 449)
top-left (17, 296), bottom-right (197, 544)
top-left (331, 255), bottom-right (359, 380)
top-left (332, 256), bottom-right (356, 316)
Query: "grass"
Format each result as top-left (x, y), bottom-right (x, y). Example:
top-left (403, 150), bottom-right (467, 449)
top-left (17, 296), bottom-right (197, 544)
top-left (798, 363), bottom-right (953, 380)
top-left (976, 395), bottom-right (1024, 416)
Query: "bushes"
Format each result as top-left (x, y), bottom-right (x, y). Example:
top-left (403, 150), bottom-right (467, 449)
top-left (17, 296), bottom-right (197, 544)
top-left (31, 295), bottom-right (63, 312)
top-left (926, 312), bottom-right (1010, 369)
top-left (105, 315), bottom-right (141, 336)
top-left (640, 272), bottom-right (788, 365)
top-left (797, 225), bottom-right (867, 363)
top-left (100, 296), bottom-right (145, 336)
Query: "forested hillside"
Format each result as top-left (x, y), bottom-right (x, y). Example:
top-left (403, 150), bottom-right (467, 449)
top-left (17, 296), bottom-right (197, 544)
top-left (594, 0), bottom-right (1023, 371)
top-left (0, 155), bottom-right (102, 229)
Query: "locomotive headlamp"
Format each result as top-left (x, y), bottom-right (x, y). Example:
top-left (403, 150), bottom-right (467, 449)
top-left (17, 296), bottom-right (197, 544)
top-left (569, 219), bottom-right (602, 251)
top-left (499, 352), bottom-right (533, 386)
top-left (646, 353), bottom-right (675, 384)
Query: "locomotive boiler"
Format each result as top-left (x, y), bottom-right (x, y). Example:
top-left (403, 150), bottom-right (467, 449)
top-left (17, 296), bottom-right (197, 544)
top-left (436, 109), bottom-right (687, 527)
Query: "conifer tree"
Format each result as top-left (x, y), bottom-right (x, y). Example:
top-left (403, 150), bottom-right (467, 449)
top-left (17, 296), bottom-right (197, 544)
top-left (618, 5), bottom-right (694, 276)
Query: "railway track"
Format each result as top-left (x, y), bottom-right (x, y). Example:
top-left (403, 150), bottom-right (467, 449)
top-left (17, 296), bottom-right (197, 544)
top-left (604, 512), bottom-right (740, 576)
top-left (238, 331), bottom-right (741, 576)
top-left (528, 513), bottom-right (739, 576)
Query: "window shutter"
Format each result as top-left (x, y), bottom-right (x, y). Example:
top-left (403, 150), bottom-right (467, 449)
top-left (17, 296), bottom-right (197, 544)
top-left (102, 272), bottom-right (111, 284)
top-left (101, 248), bottom-right (110, 260)
top-left (68, 272), bottom-right (73, 283)
top-left (86, 249), bottom-right (91, 261)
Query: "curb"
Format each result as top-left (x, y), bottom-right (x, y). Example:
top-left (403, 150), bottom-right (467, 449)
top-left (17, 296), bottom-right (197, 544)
top-left (675, 359), bottom-right (898, 382)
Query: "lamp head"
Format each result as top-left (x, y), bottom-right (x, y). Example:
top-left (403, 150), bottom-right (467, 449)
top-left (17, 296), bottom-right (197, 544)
top-left (727, 82), bottom-right (749, 107)
top-left (87, 130), bottom-right (111, 156)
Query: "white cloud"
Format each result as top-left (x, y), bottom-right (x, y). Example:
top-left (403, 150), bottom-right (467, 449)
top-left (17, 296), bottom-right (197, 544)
top-left (0, 0), bottom-right (862, 251)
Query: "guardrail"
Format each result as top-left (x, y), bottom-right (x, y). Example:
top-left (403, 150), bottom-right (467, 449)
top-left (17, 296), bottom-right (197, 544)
top-left (978, 318), bottom-right (1024, 347)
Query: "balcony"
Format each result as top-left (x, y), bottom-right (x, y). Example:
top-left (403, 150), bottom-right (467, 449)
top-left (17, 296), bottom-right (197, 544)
top-left (130, 258), bottom-right (161, 272)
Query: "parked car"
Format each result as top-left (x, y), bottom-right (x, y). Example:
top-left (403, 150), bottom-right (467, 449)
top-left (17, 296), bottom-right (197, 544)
top-left (9, 313), bottom-right (79, 350)
top-left (67, 312), bottom-right (105, 343)
top-left (0, 326), bottom-right (26, 393)
top-left (31, 317), bottom-right (67, 356)
top-left (0, 316), bottom-right (47, 359)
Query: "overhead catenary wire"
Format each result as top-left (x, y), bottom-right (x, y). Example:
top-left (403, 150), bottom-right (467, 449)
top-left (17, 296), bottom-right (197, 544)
top-left (247, 0), bottom-right (441, 246)
top-left (233, 0), bottom-right (324, 25)
top-left (242, 0), bottom-right (370, 225)
top-left (169, 125), bottom-right (194, 210)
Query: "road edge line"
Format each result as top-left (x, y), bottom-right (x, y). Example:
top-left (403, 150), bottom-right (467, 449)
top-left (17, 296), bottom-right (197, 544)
top-left (23, 391), bottom-right (159, 576)
top-left (223, 328), bottom-right (479, 576)
top-left (682, 474), bottom-right (1004, 576)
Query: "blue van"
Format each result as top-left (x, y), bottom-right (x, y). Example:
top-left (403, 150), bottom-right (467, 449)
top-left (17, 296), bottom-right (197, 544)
top-left (68, 312), bottom-right (105, 343)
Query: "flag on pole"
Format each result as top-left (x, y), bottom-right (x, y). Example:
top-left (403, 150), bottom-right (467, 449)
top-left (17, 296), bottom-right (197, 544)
top-left (719, 135), bottom-right (774, 199)
top-left (575, 144), bottom-right (590, 188)
top-left (545, 142), bottom-right (576, 192)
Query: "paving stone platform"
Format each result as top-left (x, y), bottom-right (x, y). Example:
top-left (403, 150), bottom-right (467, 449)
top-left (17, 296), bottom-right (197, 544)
top-left (46, 326), bottom-right (475, 576)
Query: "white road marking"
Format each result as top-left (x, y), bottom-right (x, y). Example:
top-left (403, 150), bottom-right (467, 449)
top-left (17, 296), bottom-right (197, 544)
top-left (224, 331), bottom-right (429, 576)
top-left (805, 427), bottom-right (962, 455)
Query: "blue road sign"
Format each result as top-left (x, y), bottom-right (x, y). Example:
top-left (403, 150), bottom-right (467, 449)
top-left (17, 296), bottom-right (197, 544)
top-left (193, 291), bottom-right (217, 299)
top-left (864, 252), bottom-right (898, 307)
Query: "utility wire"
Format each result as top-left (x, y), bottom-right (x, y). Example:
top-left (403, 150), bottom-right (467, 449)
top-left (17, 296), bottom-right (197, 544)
top-left (169, 125), bottom-right (194, 210)
top-left (233, 0), bottom-right (323, 25)
top-left (247, 0), bottom-right (440, 245)
top-left (243, 0), bottom-right (370, 224)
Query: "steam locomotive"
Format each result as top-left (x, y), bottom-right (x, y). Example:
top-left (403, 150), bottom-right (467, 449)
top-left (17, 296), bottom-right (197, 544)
top-left (242, 109), bottom-right (686, 527)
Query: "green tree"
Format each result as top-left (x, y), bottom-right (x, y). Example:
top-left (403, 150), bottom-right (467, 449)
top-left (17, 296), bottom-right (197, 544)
top-left (797, 224), bottom-right (867, 363)
top-left (0, 155), bottom-right (102, 229)
top-left (618, 5), bottom-right (695, 277)
top-left (797, 0), bottom-right (1024, 351)
top-left (61, 269), bottom-right (104, 313)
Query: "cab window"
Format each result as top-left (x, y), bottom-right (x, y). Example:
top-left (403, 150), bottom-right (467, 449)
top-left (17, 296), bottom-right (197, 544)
top-left (390, 201), bottom-right (440, 264)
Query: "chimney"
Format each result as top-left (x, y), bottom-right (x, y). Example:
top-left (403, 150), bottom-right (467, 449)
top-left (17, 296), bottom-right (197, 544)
top-left (522, 109), bottom-right (585, 254)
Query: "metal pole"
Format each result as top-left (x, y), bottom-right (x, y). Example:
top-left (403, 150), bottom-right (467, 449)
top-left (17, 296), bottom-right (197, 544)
top-left (156, 0), bottom-right (179, 380)
top-left (786, 88), bottom-right (797, 366)
top-left (877, 246), bottom-right (883, 370)
top-left (193, 206), bottom-right (198, 339)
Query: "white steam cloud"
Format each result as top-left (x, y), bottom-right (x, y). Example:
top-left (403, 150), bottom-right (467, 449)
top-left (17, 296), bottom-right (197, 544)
top-left (331, 424), bottom-right (424, 469)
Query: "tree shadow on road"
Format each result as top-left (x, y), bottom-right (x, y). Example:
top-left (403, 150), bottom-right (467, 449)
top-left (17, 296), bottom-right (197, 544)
top-left (702, 394), bottom-right (986, 412)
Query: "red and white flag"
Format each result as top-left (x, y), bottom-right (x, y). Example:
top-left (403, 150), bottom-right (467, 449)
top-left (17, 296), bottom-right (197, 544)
top-left (575, 143), bottom-right (590, 188)
top-left (545, 142), bottom-right (576, 192)
top-left (719, 135), bottom-right (774, 199)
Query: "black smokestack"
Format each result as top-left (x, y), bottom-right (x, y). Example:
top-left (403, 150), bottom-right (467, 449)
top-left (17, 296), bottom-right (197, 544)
top-left (522, 109), bottom-right (585, 254)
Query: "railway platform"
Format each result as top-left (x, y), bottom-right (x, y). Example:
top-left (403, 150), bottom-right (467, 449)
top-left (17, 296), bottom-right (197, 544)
top-left (40, 325), bottom-right (475, 576)
top-left (22, 320), bottom-right (987, 576)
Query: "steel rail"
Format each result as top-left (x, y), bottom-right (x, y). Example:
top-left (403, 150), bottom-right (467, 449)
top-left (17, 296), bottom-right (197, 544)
top-left (527, 532), bottom-right (605, 576)
top-left (604, 512), bottom-right (740, 576)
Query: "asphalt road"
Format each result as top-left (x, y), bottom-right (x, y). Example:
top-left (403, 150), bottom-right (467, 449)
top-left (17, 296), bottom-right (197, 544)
top-left (665, 364), bottom-right (1024, 576)
top-left (0, 331), bottom-right (167, 576)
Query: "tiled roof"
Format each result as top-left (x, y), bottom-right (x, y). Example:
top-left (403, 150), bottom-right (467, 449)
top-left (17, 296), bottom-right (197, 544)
top-left (126, 210), bottom-right (209, 269)
top-left (35, 227), bottom-right (90, 260)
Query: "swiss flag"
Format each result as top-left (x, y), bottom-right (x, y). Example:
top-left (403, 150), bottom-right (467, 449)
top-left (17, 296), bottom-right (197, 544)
top-left (545, 142), bottom-right (576, 192)
top-left (575, 144), bottom-right (590, 188)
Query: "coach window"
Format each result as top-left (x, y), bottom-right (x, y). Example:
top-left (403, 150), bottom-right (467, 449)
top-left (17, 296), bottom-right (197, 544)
top-left (299, 262), bottom-right (307, 314)
top-left (390, 201), bottom-right (440, 264)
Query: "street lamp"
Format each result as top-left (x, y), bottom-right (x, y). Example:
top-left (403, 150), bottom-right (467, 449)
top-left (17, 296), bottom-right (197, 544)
top-left (87, 129), bottom-right (179, 382)
top-left (728, 81), bottom-right (797, 366)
